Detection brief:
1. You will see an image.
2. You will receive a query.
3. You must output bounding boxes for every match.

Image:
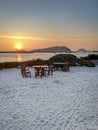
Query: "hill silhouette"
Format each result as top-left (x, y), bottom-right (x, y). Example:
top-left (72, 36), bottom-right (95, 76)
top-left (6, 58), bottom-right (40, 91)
top-left (30, 46), bottom-right (71, 53)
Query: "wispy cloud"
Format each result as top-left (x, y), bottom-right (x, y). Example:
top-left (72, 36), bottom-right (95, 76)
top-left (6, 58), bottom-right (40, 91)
top-left (0, 35), bottom-right (46, 40)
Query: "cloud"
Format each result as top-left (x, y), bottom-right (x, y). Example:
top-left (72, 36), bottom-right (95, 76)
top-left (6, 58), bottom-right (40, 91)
top-left (0, 35), bottom-right (46, 41)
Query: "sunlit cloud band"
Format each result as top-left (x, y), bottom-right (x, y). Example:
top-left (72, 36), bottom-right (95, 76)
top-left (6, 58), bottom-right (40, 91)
top-left (0, 35), bottom-right (46, 40)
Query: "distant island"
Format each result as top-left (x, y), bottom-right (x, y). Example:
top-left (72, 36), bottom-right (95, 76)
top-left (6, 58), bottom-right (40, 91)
top-left (75, 48), bottom-right (91, 53)
top-left (30, 46), bottom-right (71, 53)
top-left (0, 46), bottom-right (97, 53)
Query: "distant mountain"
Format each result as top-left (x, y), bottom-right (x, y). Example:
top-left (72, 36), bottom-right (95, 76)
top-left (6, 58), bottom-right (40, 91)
top-left (14, 50), bottom-right (27, 53)
top-left (0, 50), bottom-right (27, 53)
top-left (76, 49), bottom-right (91, 53)
top-left (0, 46), bottom-right (96, 53)
top-left (30, 46), bottom-right (71, 53)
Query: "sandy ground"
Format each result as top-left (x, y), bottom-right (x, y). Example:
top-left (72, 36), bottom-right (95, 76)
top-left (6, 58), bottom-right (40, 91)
top-left (0, 66), bottom-right (98, 130)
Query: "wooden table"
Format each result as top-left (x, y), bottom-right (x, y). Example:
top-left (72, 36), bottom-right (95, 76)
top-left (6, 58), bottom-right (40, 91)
top-left (33, 65), bottom-right (49, 77)
top-left (53, 62), bottom-right (70, 71)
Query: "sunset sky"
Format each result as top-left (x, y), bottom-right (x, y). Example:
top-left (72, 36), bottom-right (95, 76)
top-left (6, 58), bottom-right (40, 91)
top-left (0, 0), bottom-right (98, 51)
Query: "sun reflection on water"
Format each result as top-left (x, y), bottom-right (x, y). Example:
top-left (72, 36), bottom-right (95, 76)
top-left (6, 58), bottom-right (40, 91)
top-left (16, 53), bottom-right (22, 62)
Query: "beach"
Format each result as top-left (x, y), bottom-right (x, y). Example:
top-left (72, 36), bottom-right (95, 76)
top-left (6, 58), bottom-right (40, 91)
top-left (0, 66), bottom-right (98, 130)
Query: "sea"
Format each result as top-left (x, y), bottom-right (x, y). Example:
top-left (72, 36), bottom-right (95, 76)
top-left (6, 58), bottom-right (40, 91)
top-left (0, 52), bottom-right (98, 63)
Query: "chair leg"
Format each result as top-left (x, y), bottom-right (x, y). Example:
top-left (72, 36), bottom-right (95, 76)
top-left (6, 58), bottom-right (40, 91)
top-left (48, 69), bottom-right (53, 75)
top-left (22, 71), bottom-right (31, 78)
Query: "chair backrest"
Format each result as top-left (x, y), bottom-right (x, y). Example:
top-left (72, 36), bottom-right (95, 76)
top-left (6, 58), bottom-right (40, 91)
top-left (20, 63), bottom-right (26, 74)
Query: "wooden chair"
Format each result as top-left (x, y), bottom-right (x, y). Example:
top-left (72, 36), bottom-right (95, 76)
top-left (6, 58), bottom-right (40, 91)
top-left (48, 65), bottom-right (53, 75)
top-left (20, 63), bottom-right (31, 78)
top-left (22, 68), bottom-right (31, 78)
top-left (44, 65), bottom-right (53, 76)
top-left (35, 67), bottom-right (43, 78)
top-left (63, 65), bottom-right (70, 72)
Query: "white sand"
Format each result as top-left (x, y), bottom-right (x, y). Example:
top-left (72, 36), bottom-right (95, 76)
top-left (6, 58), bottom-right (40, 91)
top-left (0, 66), bottom-right (98, 130)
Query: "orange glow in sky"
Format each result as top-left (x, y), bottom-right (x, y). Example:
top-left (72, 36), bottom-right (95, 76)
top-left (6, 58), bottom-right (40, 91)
top-left (0, 0), bottom-right (98, 51)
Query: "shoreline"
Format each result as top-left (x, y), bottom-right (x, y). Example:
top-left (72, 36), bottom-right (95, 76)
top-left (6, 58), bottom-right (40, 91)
top-left (0, 52), bottom-right (98, 63)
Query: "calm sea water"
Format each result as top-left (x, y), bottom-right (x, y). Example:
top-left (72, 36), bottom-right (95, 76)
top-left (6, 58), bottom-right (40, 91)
top-left (0, 52), bottom-right (97, 62)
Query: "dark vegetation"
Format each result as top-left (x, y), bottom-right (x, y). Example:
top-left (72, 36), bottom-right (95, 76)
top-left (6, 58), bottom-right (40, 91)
top-left (78, 54), bottom-right (98, 67)
top-left (48, 54), bottom-right (95, 67)
top-left (48, 54), bottom-right (78, 66)
top-left (0, 54), bottom-right (97, 70)
top-left (0, 59), bottom-right (47, 70)
top-left (78, 58), bottom-right (95, 67)
top-left (81, 54), bottom-right (98, 60)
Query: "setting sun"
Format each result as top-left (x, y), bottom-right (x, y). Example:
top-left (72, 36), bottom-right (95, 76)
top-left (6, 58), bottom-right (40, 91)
top-left (15, 43), bottom-right (23, 50)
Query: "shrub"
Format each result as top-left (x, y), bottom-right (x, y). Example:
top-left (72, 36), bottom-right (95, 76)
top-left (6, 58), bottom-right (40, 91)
top-left (81, 54), bottom-right (98, 60)
top-left (48, 54), bottom-right (78, 66)
top-left (78, 58), bottom-right (95, 67)
top-left (32, 58), bottom-right (47, 65)
top-left (0, 58), bottom-right (48, 70)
